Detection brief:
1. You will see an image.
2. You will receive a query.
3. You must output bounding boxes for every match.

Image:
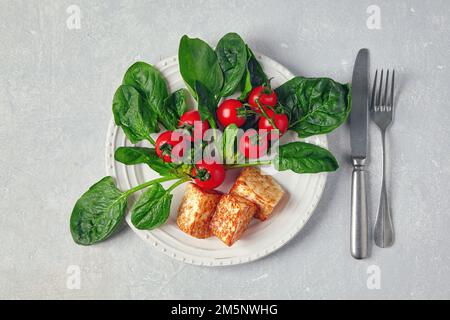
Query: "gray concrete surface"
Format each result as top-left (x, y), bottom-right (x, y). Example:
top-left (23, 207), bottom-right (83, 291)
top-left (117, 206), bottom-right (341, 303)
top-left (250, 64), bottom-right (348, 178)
top-left (1, 0), bottom-right (449, 299)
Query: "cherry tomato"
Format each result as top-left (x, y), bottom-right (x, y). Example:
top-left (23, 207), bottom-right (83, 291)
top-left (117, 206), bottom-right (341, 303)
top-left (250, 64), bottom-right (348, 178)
top-left (178, 110), bottom-right (210, 141)
top-left (192, 160), bottom-right (226, 190)
top-left (217, 99), bottom-right (246, 128)
top-left (155, 131), bottom-right (185, 163)
top-left (258, 109), bottom-right (289, 140)
top-left (248, 86), bottom-right (277, 113)
top-left (238, 129), bottom-right (269, 159)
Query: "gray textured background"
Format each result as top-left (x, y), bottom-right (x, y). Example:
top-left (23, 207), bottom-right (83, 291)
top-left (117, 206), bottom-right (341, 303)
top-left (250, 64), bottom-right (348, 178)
top-left (1, 0), bottom-right (449, 299)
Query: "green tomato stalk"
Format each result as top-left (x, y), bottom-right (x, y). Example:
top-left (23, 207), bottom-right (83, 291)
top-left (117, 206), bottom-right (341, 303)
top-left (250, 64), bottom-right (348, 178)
top-left (255, 98), bottom-right (279, 130)
top-left (225, 160), bottom-right (272, 169)
top-left (147, 136), bottom-right (156, 146)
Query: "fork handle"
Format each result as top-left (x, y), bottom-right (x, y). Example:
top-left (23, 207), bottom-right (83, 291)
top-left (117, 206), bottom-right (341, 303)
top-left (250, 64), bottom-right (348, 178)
top-left (374, 131), bottom-right (394, 247)
top-left (351, 160), bottom-right (369, 259)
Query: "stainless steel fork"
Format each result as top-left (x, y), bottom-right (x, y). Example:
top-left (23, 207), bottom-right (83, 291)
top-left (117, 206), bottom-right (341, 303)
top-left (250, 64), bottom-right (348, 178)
top-left (372, 69), bottom-right (395, 248)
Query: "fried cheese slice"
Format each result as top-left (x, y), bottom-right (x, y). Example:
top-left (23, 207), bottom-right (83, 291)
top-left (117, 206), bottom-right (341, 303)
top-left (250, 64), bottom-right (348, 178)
top-left (210, 194), bottom-right (258, 246)
top-left (177, 183), bottom-right (222, 239)
top-left (230, 167), bottom-right (284, 221)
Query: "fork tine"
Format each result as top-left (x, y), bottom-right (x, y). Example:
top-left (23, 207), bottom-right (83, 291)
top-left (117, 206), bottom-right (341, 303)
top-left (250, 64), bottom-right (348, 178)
top-left (383, 70), bottom-right (390, 110)
top-left (376, 69), bottom-right (384, 109)
top-left (390, 69), bottom-right (395, 108)
top-left (371, 70), bottom-right (378, 111)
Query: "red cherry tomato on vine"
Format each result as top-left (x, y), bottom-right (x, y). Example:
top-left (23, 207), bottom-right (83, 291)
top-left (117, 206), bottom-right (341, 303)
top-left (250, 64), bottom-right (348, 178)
top-left (238, 129), bottom-right (269, 159)
top-left (217, 99), bottom-right (247, 128)
top-left (192, 160), bottom-right (226, 190)
top-left (248, 86), bottom-right (277, 113)
top-left (155, 131), bottom-right (185, 163)
top-left (258, 109), bottom-right (289, 140)
top-left (178, 110), bottom-right (210, 141)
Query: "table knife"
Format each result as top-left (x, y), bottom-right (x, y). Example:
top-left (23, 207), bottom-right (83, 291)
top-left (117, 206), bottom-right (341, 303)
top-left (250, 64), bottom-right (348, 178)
top-left (350, 48), bottom-right (370, 260)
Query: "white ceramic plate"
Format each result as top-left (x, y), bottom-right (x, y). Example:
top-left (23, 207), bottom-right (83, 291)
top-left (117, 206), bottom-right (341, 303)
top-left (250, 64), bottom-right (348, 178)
top-left (105, 54), bottom-right (328, 266)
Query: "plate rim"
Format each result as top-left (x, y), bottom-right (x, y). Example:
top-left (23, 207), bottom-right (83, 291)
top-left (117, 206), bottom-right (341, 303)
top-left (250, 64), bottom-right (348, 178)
top-left (105, 54), bottom-right (328, 267)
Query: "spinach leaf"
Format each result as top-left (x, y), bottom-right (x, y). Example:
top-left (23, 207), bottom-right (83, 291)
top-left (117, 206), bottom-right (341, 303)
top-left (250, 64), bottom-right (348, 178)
top-left (130, 183), bottom-right (172, 230)
top-left (165, 88), bottom-right (189, 118)
top-left (158, 89), bottom-right (190, 130)
top-left (112, 85), bottom-right (157, 143)
top-left (275, 77), bottom-right (351, 138)
top-left (216, 33), bottom-right (247, 97)
top-left (70, 176), bottom-right (127, 245)
top-left (247, 47), bottom-right (269, 87)
top-left (275, 142), bottom-right (339, 174)
top-left (239, 70), bottom-right (253, 100)
top-left (122, 61), bottom-right (174, 130)
top-left (239, 46), bottom-right (269, 99)
top-left (114, 147), bottom-right (176, 176)
top-left (195, 81), bottom-right (218, 125)
top-left (179, 35), bottom-right (224, 99)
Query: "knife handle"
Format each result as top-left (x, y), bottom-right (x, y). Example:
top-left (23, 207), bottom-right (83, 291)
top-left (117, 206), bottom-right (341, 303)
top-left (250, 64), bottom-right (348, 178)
top-left (351, 161), bottom-right (369, 259)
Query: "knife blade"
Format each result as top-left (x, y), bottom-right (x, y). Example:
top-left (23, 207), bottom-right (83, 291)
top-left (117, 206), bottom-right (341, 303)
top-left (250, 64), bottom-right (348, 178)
top-left (350, 48), bottom-right (370, 260)
top-left (350, 49), bottom-right (370, 159)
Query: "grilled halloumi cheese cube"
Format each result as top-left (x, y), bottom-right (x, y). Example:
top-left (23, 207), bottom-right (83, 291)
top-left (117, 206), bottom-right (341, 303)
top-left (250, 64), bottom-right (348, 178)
top-left (177, 183), bottom-right (222, 239)
top-left (210, 194), bottom-right (258, 246)
top-left (230, 167), bottom-right (284, 221)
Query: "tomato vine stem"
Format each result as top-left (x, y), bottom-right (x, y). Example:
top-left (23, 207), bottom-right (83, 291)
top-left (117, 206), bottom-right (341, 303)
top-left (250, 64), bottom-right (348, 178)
top-left (225, 160), bottom-right (272, 169)
top-left (256, 98), bottom-right (278, 130)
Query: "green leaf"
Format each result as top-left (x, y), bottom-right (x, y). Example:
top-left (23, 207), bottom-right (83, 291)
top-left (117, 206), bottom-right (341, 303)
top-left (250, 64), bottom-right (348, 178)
top-left (114, 147), bottom-right (176, 176)
top-left (178, 35), bottom-right (224, 99)
top-left (155, 88), bottom-right (190, 131)
top-left (130, 183), bottom-right (173, 230)
top-left (195, 81), bottom-right (218, 124)
top-left (70, 177), bottom-right (127, 245)
top-left (165, 88), bottom-right (189, 119)
top-left (275, 77), bottom-right (351, 138)
top-left (112, 85), bottom-right (157, 143)
top-left (275, 142), bottom-right (339, 174)
top-left (222, 124), bottom-right (239, 164)
top-left (122, 61), bottom-right (174, 130)
top-left (239, 69), bottom-right (253, 101)
top-left (216, 33), bottom-right (248, 97)
top-left (239, 46), bottom-right (269, 99)
top-left (247, 47), bottom-right (268, 87)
